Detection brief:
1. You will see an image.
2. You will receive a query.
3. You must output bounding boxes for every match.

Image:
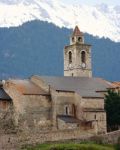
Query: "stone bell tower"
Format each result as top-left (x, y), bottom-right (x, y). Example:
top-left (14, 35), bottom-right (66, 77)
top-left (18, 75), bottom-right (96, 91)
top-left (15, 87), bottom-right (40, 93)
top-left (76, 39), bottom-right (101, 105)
top-left (64, 26), bottom-right (92, 77)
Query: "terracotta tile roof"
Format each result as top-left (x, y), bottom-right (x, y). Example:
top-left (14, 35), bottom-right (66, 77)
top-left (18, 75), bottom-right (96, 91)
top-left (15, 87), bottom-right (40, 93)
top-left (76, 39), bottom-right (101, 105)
top-left (111, 82), bottom-right (120, 88)
top-left (7, 79), bottom-right (48, 95)
top-left (72, 25), bottom-right (83, 36)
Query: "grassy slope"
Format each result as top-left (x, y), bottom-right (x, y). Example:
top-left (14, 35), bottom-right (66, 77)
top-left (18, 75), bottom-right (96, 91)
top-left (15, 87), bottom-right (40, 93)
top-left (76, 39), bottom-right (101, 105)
top-left (23, 143), bottom-right (115, 150)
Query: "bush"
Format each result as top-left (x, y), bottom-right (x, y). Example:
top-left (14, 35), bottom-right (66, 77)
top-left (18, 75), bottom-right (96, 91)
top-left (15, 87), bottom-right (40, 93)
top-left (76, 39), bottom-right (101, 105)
top-left (114, 136), bottom-right (120, 150)
top-left (49, 143), bottom-right (114, 150)
top-left (24, 143), bottom-right (115, 150)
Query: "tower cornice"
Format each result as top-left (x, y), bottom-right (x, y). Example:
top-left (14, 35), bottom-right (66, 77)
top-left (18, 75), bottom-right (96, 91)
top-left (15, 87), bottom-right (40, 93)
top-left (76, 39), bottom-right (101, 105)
top-left (65, 43), bottom-right (92, 49)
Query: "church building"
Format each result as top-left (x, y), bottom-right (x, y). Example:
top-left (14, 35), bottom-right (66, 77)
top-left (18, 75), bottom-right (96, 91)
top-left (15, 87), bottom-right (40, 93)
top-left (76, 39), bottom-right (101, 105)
top-left (0, 26), bottom-right (115, 139)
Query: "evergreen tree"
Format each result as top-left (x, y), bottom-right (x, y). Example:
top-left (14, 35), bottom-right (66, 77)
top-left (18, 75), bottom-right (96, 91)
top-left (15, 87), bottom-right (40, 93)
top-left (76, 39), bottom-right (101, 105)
top-left (105, 90), bottom-right (120, 131)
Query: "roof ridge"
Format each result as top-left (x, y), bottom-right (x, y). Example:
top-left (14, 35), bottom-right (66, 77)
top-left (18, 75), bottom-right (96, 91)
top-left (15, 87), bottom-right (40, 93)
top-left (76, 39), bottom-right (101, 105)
top-left (72, 25), bottom-right (83, 36)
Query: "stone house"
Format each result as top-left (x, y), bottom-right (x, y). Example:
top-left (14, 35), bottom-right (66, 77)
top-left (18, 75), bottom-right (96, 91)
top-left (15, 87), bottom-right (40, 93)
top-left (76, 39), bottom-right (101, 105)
top-left (1, 26), bottom-right (115, 137)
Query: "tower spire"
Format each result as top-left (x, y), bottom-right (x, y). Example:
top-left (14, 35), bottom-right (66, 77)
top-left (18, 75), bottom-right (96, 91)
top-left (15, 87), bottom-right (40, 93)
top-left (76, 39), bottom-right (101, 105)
top-left (70, 26), bottom-right (84, 44)
top-left (72, 26), bottom-right (83, 36)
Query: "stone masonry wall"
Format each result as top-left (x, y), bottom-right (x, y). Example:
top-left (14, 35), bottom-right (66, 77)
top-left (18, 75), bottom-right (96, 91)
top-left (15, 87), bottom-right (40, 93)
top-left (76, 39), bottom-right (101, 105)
top-left (4, 82), bottom-right (52, 132)
top-left (50, 90), bottom-right (82, 129)
top-left (84, 111), bottom-right (106, 134)
top-left (19, 128), bottom-right (95, 147)
top-left (81, 98), bottom-right (104, 109)
top-left (91, 130), bottom-right (120, 144)
top-left (0, 128), bottom-right (95, 150)
top-left (23, 95), bottom-right (52, 131)
top-left (58, 118), bottom-right (79, 130)
top-left (0, 129), bottom-right (120, 149)
top-left (81, 98), bottom-right (107, 134)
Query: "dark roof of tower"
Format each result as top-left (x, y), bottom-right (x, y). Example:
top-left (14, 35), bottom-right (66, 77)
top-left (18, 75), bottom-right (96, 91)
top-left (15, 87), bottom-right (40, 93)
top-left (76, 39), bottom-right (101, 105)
top-left (72, 26), bottom-right (83, 36)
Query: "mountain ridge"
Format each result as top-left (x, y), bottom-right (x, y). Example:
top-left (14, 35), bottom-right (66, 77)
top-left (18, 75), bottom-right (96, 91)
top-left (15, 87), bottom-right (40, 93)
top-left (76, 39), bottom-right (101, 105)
top-left (0, 0), bottom-right (120, 42)
top-left (0, 20), bottom-right (120, 81)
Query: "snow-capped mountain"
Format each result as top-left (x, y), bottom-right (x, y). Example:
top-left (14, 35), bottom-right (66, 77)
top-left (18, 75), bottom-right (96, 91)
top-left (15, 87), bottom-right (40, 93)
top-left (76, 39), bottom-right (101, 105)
top-left (0, 0), bottom-right (120, 42)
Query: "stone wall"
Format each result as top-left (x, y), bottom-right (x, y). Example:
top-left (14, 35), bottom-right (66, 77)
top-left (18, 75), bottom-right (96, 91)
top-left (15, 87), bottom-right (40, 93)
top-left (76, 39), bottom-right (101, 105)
top-left (0, 100), bottom-right (12, 120)
top-left (4, 82), bottom-right (52, 132)
top-left (22, 95), bottom-right (52, 131)
top-left (19, 128), bottom-right (95, 146)
top-left (4, 82), bottom-right (27, 126)
top-left (81, 98), bottom-right (104, 109)
top-left (52, 91), bottom-right (76, 115)
top-left (49, 90), bottom-right (106, 133)
top-left (23, 129), bottom-right (120, 146)
top-left (50, 90), bottom-right (81, 129)
top-left (0, 133), bottom-right (18, 150)
top-left (0, 128), bottom-right (95, 149)
top-left (0, 129), bottom-right (120, 149)
top-left (91, 130), bottom-right (120, 144)
top-left (84, 111), bottom-right (106, 134)
top-left (57, 118), bottom-right (79, 130)
top-left (64, 69), bottom-right (92, 78)
top-left (81, 98), bottom-right (107, 134)
top-left (0, 102), bottom-right (14, 132)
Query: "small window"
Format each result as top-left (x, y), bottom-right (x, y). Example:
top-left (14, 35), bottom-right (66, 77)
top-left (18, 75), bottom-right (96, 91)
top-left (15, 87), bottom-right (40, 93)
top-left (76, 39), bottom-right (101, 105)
top-left (72, 37), bottom-right (75, 42)
top-left (94, 114), bottom-right (96, 120)
top-left (69, 51), bottom-right (72, 64)
top-left (78, 37), bottom-right (82, 42)
top-left (65, 106), bottom-right (69, 115)
top-left (81, 51), bottom-right (86, 63)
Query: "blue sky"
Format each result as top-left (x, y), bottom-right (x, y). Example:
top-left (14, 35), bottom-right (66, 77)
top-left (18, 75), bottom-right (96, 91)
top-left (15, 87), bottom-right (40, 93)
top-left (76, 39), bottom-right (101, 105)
top-left (61, 0), bottom-right (120, 6)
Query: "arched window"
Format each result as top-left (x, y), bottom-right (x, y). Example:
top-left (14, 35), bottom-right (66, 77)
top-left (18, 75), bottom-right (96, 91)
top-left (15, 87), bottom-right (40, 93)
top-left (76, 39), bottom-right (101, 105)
top-left (78, 37), bottom-right (82, 42)
top-left (81, 51), bottom-right (86, 64)
top-left (72, 37), bottom-right (75, 42)
top-left (69, 51), bottom-right (72, 64)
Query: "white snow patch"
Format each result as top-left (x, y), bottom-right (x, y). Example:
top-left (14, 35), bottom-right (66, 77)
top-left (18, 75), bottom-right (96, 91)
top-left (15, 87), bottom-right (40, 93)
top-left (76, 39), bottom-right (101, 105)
top-left (0, 0), bottom-right (119, 42)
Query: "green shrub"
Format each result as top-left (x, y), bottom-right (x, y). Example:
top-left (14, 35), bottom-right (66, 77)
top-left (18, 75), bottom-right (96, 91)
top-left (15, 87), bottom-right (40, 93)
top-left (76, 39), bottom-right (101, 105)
top-left (24, 143), bottom-right (115, 150)
top-left (114, 136), bottom-right (120, 150)
top-left (49, 143), bottom-right (114, 150)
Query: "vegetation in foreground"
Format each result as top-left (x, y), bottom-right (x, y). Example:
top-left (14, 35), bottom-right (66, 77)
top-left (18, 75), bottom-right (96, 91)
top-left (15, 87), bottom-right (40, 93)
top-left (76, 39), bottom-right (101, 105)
top-left (105, 90), bottom-right (120, 131)
top-left (22, 143), bottom-right (116, 150)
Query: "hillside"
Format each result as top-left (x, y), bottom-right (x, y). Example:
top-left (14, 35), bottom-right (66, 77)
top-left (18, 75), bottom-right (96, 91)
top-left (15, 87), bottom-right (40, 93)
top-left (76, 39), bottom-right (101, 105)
top-left (0, 20), bottom-right (120, 81)
top-left (0, 0), bottom-right (120, 42)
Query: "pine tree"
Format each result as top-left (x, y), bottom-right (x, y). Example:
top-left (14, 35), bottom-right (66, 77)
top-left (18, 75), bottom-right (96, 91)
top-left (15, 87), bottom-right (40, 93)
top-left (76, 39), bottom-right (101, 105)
top-left (105, 90), bottom-right (120, 131)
